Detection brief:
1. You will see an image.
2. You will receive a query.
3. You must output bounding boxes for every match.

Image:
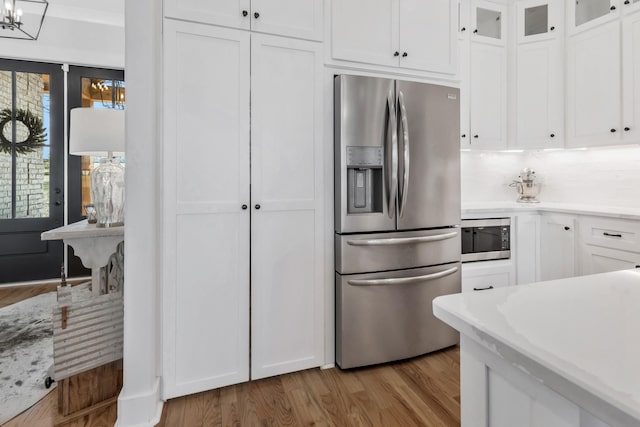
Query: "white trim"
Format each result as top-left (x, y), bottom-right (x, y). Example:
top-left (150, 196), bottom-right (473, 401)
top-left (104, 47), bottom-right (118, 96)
top-left (115, 379), bottom-right (163, 427)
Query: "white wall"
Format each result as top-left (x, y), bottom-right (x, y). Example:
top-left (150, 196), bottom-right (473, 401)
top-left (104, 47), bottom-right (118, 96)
top-left (461, 145), bottom-right (640, 207)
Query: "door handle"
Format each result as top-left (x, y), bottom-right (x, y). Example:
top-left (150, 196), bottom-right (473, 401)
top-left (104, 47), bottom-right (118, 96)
top-left (386, 90), bottom-right (398, 218)
top-left (347, 266), bottom-right (458, 286)
top-left (473, 286), bottom-right (494, 291)
top-left (603, 232), bottom-right (622, 238)
top-left (347, 231), bottom-right (458, 246)
top-left (397, 90), bottom-right (410, 218)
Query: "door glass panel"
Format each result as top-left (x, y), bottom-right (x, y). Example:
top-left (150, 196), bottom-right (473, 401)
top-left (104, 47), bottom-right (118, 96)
top-left (0, 71), bottom-right (51, 219)
top-left (524, 5), bottom-right (548, 36)
top-left (78, 77), bottom-right (125, 215)
top-left (476, 7), bottom-right (502, 39)
top-left (575, 0), bottom-right (611, 27)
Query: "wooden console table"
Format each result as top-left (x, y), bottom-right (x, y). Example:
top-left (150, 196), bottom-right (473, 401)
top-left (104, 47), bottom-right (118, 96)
top-left (41, 220), bottom-right (124, 425)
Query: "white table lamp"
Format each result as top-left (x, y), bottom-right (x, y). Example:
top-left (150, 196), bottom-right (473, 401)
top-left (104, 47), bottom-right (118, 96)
top-left (69, 108), bottom-right (125, 227)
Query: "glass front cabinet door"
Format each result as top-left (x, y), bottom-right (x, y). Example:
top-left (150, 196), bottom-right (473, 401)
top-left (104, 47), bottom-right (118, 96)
top-left (517, 0), bottom-right (561, 43)
top-left (569, 0), bottom-right (619, 34)
top-left (472, 0), bottom-right (507, 45)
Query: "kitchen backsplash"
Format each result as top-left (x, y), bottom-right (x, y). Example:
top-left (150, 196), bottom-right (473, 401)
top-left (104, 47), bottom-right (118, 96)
top-left (461, 145), bottom-right (640, 208)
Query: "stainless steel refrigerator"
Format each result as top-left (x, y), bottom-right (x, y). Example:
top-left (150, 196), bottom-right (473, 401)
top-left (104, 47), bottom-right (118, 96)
top-left (334, 75), bottom-right (461, 369)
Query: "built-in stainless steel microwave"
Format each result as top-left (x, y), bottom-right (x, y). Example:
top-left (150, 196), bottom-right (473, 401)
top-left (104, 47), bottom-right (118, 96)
top-left (461, 218), bottom-right (510, 262)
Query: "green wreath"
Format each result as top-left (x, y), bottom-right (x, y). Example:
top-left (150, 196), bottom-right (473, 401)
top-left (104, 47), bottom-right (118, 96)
top-left (0, 108), bottom-right (47, 154)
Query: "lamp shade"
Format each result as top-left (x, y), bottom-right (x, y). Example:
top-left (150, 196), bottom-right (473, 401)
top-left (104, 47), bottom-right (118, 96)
top-left (69, 108), bottom-right (125, 156)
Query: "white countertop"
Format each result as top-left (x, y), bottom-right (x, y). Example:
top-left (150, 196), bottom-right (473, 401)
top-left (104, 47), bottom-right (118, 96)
top-left (41, 220), bottom-right (124, 241)
top-left (433, 269), bottom-right (640, 424)
top-left (462, 201), bottom-right (640, 220)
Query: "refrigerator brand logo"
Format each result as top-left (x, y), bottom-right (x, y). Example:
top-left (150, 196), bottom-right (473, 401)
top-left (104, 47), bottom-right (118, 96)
top-left (447, 94), bottom-right (457, 100)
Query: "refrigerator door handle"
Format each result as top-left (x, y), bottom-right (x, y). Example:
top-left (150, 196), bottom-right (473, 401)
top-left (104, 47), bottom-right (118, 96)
top-left (347, 266), bottom-right (459, 286)
top-left (397, 90), bottom-right (410, 217)
top-left (346, 231), bottom-right (458, 246)
top-left (386, 90), bottom-right (398, 218)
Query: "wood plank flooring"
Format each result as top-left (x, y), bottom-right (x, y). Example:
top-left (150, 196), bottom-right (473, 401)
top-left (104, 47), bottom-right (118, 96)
top-left (4, 284), bottom-right (460, 426)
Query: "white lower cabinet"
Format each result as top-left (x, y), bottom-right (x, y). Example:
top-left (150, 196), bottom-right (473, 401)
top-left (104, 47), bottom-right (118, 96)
top-left (581, 245), bottom-right (640, 274)
top-left (462, 260), bottom-right (514, 293)
top-left (540, 214), bottom-right (576, 281)
top-left (162, 20), bottom-right (324, 399)
top-left (516, 214), bottom-right (541, 285)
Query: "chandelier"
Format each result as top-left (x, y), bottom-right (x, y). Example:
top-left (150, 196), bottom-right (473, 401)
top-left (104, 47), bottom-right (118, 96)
top-left (0, 0), bottom-right (48, 40)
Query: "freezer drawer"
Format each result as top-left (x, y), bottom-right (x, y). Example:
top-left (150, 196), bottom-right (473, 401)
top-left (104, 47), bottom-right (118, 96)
top-left (335, 228), bottom-right (460, 275)
top-left (336, 263), bottom-right (461, 369)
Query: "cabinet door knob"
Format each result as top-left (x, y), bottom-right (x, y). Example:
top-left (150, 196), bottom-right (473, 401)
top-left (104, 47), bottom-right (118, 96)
top-left (550, 133), bottom-right (555, 138)
top-left (402, 52), bottom-right (408, 57)
top-left (255, 204), bottom-right (261, 210)
top-left (564, 226), bottom-right (570, 231)
top-left (473, 134), bottom-right (479, 138)
top-left (461, 27), bottom-right (466, 32)
top-left (394, 51), bottom-right (399, 57)
top-left (473, 29), bottom-right (478, 34)
top-left (242, 10), bottom-right (248, 17)
top-left (550, 26), bottom-right (555, 31)
top-left (461, 134), bottom-right (467, 138)
top-left (254, 12), bottom-right (260, 19)
top-left (55, 201), bottom-right (61, 206)
top-left (611, 128), bottom-right (617, 133)
top-left (624, 127), bottom-right (631, 131)
top-left (625, 0), bottom-right (631, 4)
top-left (610, 5), bottom-right (616, 10)
top-left (242, 204), bottom-right (248, 210)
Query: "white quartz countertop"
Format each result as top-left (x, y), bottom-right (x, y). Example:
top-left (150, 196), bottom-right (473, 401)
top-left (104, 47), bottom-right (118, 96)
top-left (433, 269), bottom-right (640, 424)
top-left (41, 219), bottom-right (124, 240)
top-left (462, 201), bottom-right (640, 220)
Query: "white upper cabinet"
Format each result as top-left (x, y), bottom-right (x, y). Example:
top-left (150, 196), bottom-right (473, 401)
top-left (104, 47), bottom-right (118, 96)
top-left (471, 0), bottom-right (507, 46)
top-left (516, 0), bottom-right (560, 43)
top-left (568, 0), bottom-right (619, 34)
top-left (623, 0), bottom-right (640, 14)
top-left (622, 8), bottom-right (640, 143)
top-left (331, 0), bottom-right (458, 75)
top-left (567, 20), bottom-right (622, 147)
top-left (164, 0), bottom-right (323, 41)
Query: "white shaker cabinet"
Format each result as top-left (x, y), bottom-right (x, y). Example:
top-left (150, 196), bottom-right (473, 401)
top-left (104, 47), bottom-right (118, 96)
top-left (515, 214), bottom-right (540, 285)
top-left (622, 8), bottom-right (640, 143)
top-left (566, 20), bottom-right (622, 147)
top-left (162, 21), bottom-right (324, 398)
top-left (567, 0), bottom-right (618, 35)
top-left (540, 214), bottom-right (576, 281)
top-left (331, 0), bottom-right (458, 75)
top-left (162, 21), bottom-right (251, 399)
top-left (164, 0), bottom-right (323, 41)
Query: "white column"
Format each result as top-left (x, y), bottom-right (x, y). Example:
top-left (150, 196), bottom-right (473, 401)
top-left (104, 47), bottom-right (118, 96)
top-left (116, 0), bottom-right (163, 425)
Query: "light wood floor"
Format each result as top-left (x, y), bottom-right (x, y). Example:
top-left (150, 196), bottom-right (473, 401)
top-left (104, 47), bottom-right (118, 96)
top-left (3, 285), bottom-right (461, 427)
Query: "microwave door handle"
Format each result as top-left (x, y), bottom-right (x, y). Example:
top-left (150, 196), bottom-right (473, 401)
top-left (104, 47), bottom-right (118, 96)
top-left (397, 90), bottom-right (410, 217)
top-left (348, 266), bottom-right (458, 286)
top-left (386, 90), bottom-right (398, 218)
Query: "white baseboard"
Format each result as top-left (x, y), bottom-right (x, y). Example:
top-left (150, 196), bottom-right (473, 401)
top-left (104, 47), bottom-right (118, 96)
top-left (115, 378), bottom-right (163, 427)
top-left (320, 363), bottom-right (335, 370)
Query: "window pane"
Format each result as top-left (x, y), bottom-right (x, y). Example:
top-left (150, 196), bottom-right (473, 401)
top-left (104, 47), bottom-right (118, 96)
top-left (477, 7), bottom-right (502, 39)
top-left (0, 71), bottom-right (12, 219)
top-left (79, 77), bottom-right (125, 216)
top-left (14, 72), bottom-right (50, 219)
top-left (575, 0), bottom-right (611, 27)
top-left (525, 5), bottom-right (548, 37)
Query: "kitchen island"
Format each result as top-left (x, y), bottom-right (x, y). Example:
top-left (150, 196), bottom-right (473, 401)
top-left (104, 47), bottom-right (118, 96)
top-left (433, 269), bottom-right (640, 427)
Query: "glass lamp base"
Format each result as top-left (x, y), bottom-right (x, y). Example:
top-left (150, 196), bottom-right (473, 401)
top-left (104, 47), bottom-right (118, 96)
top-left (91, 158), bottom-right (125, 227)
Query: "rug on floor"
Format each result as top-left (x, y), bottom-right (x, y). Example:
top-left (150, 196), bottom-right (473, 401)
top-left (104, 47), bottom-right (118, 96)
top-left (0, 291), bottom-right (56, 425)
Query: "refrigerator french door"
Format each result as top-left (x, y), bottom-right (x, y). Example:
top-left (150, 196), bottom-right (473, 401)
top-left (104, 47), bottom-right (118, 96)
top-left (334, 75), bottom-right (461, 369)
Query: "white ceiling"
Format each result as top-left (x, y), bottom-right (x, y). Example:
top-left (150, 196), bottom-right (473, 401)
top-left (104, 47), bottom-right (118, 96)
top-left (46, 0), bottom-right (124, 27)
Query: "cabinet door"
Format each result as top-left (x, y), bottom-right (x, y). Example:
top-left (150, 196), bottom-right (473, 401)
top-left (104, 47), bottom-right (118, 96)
top-left (515, 40), bottom-right (563, 149)
top-left (162, 21), bottom-right (250, 399)
top-left (331, 0), bottom-right (399, 67)
top-left (164, 0), bottom-right (251, 29)
top-left (250, 34), bottom-right (324, 380)
top-left (623, 10), bottom-right (640, 143)
top-left (624, 0), bottom-right (640, 15)
top-left (470, 42), bottom-right (507, 149)
top-left (516, 0), bottom-right (560, 44)
top-left (581, 245), bottom-right (640, 274)
top-left (567, 20), bottom-right (621, 147)
top-left (516, 214), bottom-right (540, 285)
top-left (461, 261), bottom-right (513, 293)
top-left (540, 215), bottom-right (576, 280)
top-left (568, 0), bottom-right (618, 35)
top-left (251, 0), bottom-right (323, 41)
top-left (399, 0), bottom-right (457, 74)
top-left (471, 0), bottom-right (507, 46)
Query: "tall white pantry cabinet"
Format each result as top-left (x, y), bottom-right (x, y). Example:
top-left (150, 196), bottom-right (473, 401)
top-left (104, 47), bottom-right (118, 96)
top-left (161, 4), bottom-right (325, 399)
